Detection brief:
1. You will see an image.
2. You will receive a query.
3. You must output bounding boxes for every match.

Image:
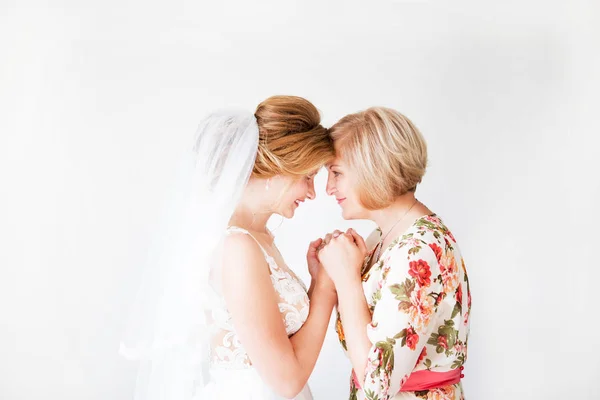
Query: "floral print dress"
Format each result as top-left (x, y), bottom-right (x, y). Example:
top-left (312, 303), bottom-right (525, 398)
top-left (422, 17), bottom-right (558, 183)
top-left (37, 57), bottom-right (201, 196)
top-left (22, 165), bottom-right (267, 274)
top-left (336, 215), bottom-right (471, 400)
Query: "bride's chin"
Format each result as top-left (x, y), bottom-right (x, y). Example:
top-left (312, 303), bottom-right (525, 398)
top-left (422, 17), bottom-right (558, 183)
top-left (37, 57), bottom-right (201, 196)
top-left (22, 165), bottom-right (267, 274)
top-left (276, 209), bottom-right (292, 219)
top-left (285, 209), bottom-right (295, 218)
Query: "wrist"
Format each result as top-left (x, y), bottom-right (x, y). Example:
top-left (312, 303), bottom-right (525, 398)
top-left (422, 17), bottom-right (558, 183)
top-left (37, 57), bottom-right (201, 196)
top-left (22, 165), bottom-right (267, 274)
top-left (336, 276), bottom-right (363, 300)
top-left (310, 281), bottom-right (337, 300)
top-left (334, 267), bottom-right (361, 288)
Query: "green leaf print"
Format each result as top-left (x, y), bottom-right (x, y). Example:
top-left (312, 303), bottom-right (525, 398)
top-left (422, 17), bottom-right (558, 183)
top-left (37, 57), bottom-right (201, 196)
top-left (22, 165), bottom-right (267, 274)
top-left (408, 245), bottom-right (422, 255)
top-left (451, 300), bottom-right (462, 319)
top-left (439, 320), bottom-right (458, 349)
top-left (428, 320), bottom-right (459, 355)
top-left (451, 353), bottom-right (466, 369)
top-left (394, 329), bottom-right (407, 347)
top-left (423, 358), bottom-right (432, 370)
top-left (375, 340), bottom-right (395, 373)
top-left (365, 389), bottom-right (380, 400)
top-left (390, 237), bottom-right (400, 247)
top-left (415, 219), bottom-right (438, 230)
top-left (389, 278), bottom-right (415, 302)
top-left (372, 289), bottom-right (382, 304)
top-left (394, 329), bottom-right (407, 340)
top-left (427, 333), bottom-right (439, 347)
top-left (398, 301), bottom-right (412, 312)
top-left (349, 384), bottom-right (358, 400)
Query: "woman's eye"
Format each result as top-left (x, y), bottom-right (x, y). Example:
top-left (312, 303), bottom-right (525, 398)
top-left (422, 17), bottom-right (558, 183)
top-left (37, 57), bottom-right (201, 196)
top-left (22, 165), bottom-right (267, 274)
top-left (333, 171), bottom-right (341, 177)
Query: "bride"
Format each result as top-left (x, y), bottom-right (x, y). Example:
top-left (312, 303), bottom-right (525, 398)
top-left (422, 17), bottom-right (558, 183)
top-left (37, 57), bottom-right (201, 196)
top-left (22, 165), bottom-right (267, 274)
top-left (120, 96), bottom-right (337, 400)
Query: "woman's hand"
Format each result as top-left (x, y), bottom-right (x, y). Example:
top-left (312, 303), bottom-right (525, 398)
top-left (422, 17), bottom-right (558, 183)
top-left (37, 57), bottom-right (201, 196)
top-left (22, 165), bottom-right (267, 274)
top-left (308, 229), bottom-right (342, 279)
top-left (307, 237), bottom-right (336, 295)
top-left (307, 238), bottom-right (323, 280)
top-left (318, 229), bottom-right (368, 289)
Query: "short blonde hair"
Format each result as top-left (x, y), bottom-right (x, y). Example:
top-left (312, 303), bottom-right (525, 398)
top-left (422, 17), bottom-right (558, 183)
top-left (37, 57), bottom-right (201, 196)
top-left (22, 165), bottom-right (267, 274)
top-left (328, 107), bottom-right (427, 210)
top-left (253, 96), bottom-right (334, 178)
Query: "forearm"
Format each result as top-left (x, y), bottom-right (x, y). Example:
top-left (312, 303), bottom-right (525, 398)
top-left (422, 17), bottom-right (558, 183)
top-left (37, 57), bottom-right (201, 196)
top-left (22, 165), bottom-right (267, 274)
top-left (289, 284), bottom-right (336, 384)
top-left (337, 279), bottom-right (373, 385)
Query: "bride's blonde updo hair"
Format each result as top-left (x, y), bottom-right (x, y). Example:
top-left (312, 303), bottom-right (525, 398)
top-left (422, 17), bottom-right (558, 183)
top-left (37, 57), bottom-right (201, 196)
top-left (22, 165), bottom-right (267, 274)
top-left (253, 96), bottom-right (334, 178)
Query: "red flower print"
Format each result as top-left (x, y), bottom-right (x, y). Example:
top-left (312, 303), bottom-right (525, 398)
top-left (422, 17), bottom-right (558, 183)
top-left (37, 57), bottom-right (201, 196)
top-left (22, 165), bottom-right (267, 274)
top-left (456, 286), bottom-right (463, 305)
top-left (416, 347), bottom-right (427, 365)
top-left (406, 327), bottom-right (419, 350)
top-left (436, 292), bottom-right (446, 305)
top-left (437, 335), bottom-right (448, 350)
top-left (424, 215), bottom-right (437, 223)
top-left (409, 260), bottom-right (432, 287)
top-left (429, 243), bottom-right (443, 262)
top-left (445, 238), bottom-right (452, 249)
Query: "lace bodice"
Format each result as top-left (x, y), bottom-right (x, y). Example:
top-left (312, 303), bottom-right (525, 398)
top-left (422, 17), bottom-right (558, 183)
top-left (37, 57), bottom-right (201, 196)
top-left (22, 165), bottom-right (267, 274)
top-left (207, 227), bottom-right (310, 369)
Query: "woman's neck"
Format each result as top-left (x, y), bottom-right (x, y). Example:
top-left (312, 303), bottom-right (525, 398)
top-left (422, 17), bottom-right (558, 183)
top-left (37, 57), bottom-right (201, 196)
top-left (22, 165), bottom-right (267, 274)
top-left (229, 202), bottom-right (272, 234)
top-left (368, 193), bottom-right (429, 240)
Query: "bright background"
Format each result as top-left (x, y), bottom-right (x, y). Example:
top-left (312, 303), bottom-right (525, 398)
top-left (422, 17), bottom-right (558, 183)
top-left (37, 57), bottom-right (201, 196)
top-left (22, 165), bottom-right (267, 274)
top-left (1, 1), bottom-right (599, 399)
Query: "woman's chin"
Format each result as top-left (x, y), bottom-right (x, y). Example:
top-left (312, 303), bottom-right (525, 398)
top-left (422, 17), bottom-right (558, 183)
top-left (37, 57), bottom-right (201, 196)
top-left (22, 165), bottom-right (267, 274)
top-left (281, 208), bottom-right (294, 219)
top-left (341, 208), bottom-right (350, 220)
top-left (341, 208), bottom-right (358, 220)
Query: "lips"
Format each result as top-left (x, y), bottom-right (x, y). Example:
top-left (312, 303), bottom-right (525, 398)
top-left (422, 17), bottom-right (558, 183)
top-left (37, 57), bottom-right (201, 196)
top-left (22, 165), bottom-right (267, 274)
top-left (336, 198), bottom-right (346, 204)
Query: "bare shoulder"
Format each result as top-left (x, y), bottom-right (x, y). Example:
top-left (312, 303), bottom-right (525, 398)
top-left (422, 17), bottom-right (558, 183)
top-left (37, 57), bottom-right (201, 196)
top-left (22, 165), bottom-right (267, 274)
top-left (221, 232), bottom-right (269, 279)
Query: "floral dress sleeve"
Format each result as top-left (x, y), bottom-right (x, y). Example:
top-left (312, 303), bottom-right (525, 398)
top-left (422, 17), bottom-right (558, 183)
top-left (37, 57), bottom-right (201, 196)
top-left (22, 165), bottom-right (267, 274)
top-left (362, 239), bottom-right (444, 399)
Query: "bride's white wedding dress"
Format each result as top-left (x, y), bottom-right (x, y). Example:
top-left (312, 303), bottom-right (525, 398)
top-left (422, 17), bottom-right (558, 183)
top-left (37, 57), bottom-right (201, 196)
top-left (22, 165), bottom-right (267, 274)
top-left (196, 226), bottom-right (313, 400)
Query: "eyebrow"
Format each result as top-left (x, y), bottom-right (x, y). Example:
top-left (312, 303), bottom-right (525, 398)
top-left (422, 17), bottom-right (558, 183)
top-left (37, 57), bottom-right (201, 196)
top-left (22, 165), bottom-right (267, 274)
top-left (328, 164), bottom-right (341, 169)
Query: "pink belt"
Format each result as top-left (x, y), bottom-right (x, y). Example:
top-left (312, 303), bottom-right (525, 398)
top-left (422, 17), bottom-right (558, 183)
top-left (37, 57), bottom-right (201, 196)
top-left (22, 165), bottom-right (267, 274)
top-left (352, 366), bottom-right (464, 392)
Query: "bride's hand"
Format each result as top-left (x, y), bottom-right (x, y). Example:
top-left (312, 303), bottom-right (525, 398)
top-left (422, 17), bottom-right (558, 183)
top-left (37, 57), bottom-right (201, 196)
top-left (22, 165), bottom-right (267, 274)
top-left (307, 236), bottom-right (337, 295)
top-left (307, 238), bottom-right (324, 281)
top-left (318, 229), bottom-right (368, 288)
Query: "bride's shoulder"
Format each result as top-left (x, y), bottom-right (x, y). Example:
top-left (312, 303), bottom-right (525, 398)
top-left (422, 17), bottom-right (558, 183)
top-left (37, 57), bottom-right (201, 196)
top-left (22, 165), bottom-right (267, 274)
top-left (220, 232), bottom-right (270, 276)
top-left (223, 229), bottom-right (259, 254)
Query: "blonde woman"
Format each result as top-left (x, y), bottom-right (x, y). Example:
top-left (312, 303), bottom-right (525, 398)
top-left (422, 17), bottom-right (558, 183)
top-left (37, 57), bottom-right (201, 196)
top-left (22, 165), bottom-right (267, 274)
top-left (122, 96), bottom-right (337, 400)
top-left (318, 108), bottom-right (471, 400)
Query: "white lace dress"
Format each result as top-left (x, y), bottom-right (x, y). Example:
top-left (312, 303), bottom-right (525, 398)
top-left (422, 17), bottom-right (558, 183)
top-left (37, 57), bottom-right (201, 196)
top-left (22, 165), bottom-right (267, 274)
top-left (198, 226), bottom-right (312, 400)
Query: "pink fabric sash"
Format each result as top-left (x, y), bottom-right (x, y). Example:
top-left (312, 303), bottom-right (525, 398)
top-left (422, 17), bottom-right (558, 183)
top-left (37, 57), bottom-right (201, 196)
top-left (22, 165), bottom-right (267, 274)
top-left (352, 367), bottom-right (463, 393)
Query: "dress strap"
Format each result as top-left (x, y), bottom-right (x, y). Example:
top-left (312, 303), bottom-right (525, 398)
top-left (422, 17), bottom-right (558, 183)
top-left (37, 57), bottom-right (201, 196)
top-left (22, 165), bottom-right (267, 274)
top-left (225, 226), bottom-right (279, 270)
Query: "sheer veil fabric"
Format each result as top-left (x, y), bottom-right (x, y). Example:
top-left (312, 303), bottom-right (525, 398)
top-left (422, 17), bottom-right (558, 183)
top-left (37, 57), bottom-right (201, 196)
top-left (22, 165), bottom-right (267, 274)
top-left (120, 111), bottom-right (260, 400)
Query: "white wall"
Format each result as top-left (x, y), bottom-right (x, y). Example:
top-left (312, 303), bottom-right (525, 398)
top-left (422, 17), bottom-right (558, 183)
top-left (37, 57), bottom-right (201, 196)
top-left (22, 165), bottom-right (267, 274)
top-left (1, 1), bottom-right (599, 399)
